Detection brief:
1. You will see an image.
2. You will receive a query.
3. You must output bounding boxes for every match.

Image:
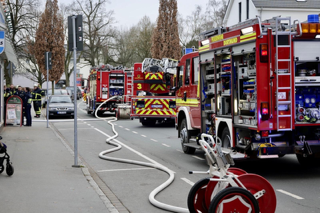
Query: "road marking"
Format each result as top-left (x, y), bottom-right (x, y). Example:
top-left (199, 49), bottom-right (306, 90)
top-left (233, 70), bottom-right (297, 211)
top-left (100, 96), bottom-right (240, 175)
top-left (151, 139), bottom-right (158, 142)
top-left (181, 178), bottom-right (194, 186)
top-left (114, 123), bottom-right (117, 126)
top-left (125, 128), bottom-right (130, 131)
top-left (97, 168), bottom-right (155, 173)
top-left (84, 122), bottom-right (87, 124)
top-left (132, 131), bottom-right (138, 134)
top-left (192, 156), bottom-right (205, 161)
top-left (162, 144), bottom-right (170, 147)
top-left (88, 124), bottom-right (91, 126)
top-left (176, 149), bottom-right (184, 153)
top-left (276, 189), bottom-right (304, 200)
top-left (59, 128), bottom-right (93, 130)
top-left (141, 135), bottom-right (147, 137)
top-left (119, 126), bottom-right (123, 128)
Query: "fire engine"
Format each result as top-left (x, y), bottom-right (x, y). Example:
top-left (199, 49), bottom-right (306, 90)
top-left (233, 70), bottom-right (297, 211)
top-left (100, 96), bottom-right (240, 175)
top-left (86, 64), bottom-right (133, 116)
top-left (130, 58), bottom-right (178, 126)
top-left (176, 15), bottom-right (320, 165)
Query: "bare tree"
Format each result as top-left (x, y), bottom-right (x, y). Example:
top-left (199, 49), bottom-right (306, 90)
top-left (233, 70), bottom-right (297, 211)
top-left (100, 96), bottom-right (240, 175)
top-left (134, 16), bottom-right (154, 62)
top-left (72, 0), bottom-right (116, 67)
top-left (34, 0), bottom-right (65, 92)
top-left (4, 0), bottom-right (41, 85)
top-left (152, 0), bottom-right (181, 60)
top-left (203, 0), bottom-right (228, 30)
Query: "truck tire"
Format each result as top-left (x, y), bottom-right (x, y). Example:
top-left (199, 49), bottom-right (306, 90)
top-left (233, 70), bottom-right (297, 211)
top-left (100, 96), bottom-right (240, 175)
top-left (221, 127), bottom-right (231, 148)
top-left (180, 119), bottom-right (196, 154)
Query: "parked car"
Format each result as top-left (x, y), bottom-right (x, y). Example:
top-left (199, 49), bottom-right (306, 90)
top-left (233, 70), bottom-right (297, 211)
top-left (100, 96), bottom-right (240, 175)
top-left (43, 89), bottom-right (70, 107)
top-left (47, 95), bottom-right (74, 118)
top-left (66, 87), bottom-right (82, 100)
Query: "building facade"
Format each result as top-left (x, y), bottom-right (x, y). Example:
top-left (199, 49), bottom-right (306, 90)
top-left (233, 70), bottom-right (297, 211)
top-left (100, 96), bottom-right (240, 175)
top-left (223, 0), bottom-right (320, 27)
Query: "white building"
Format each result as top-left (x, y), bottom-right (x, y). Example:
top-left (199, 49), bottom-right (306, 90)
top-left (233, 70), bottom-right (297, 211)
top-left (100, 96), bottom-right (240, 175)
top-left (0, 2), bottom-right (18, 127)
top-left (223, 0), bottom-right (320, 27)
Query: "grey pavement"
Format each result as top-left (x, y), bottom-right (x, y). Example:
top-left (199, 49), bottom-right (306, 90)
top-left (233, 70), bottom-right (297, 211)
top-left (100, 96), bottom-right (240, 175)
top-left (0, 118), bottom-right (115, 213)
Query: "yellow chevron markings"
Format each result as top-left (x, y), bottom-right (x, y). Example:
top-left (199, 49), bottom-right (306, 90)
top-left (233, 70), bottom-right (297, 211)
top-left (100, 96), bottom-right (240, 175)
top-left (150, 84), bottom-right (156, 90)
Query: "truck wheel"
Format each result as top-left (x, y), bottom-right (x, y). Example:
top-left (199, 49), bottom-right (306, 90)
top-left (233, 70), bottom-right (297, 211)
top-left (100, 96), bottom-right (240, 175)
top-left (180, 119), bottom-right (196, 154)
top-left (221, 127), bottom-right (231, 148)
top-left (296, 154), bottom-right (320, 166)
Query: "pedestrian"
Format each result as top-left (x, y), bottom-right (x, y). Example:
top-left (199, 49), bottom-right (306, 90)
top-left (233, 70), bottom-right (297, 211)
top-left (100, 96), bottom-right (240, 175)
top-left (9, 84), bottom-right (15, 95)
top-left (4, 87), bottom-right (11, 124)
top-left (24, 87), bottom-right (32, 126)
top-left (32, 84), bottom-right (42, 118)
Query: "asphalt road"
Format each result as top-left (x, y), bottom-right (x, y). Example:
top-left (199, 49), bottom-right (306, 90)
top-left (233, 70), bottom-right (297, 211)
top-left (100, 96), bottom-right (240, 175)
top-left (50, 101), bottom-right (320, 213)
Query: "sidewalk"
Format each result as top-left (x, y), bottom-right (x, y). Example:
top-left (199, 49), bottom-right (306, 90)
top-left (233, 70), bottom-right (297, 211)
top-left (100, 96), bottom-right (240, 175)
top-left (0, 120), bottom-right (113, 213)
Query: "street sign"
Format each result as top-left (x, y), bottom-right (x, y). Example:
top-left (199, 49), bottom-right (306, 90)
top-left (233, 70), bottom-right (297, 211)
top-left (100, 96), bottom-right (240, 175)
top-left (45, 52), bottom-right (52, 70)
top-left (0, 31), bottom-right (5, 54)
top-left (68, 15), bottom-right (83, 51)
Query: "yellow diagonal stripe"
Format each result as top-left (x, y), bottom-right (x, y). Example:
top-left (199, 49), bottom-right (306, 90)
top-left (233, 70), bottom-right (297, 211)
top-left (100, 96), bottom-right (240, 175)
top-left (145, 99), bottom-right (152, 108)
top-left (150, 84), bottom-right (156, 90)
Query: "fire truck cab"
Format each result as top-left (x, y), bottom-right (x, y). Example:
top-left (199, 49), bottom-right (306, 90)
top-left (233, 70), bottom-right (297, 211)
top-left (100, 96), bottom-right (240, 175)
top-left (131, 58), bottom-right (178, 126)
top-left (176, 15), bottom-right (320, 165)
top-left (86, 64), bottom-right (132, 116)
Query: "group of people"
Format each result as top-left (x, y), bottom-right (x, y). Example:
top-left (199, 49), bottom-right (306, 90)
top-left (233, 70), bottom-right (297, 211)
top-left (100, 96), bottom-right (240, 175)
top-left (4, 83), bottom-right (44, 126)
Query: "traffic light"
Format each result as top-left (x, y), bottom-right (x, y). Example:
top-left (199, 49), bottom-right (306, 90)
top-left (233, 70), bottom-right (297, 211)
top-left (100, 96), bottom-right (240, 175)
top-left (68, 15), bottom-right (83, 51)
top-left (45, 52), bottom-right (52, 70)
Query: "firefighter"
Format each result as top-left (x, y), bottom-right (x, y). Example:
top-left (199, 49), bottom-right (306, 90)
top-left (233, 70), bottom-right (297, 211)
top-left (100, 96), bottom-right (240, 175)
top-left (24, 87), bottom-right (32, 126)
top-left (9, 84), bottom-right (16, 95)
top-left (32, 83), bottom-right (42, 118)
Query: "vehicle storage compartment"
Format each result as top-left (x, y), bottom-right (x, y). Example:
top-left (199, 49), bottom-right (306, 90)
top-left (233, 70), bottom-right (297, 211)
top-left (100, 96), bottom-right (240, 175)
top-left (295, 59), bottom-right (320, 124)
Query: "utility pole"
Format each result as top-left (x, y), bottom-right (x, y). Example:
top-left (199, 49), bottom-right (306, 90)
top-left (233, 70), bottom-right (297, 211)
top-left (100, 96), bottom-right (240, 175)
top-left (68, 15), bottom-right (83, 168)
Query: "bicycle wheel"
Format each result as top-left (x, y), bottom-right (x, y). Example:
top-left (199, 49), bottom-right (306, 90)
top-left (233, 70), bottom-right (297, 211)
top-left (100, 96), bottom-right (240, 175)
top-left (209, 187), bottom-right (260, 213)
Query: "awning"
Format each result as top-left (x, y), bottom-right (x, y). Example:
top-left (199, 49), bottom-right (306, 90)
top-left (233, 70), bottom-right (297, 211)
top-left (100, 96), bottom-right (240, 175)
top-left (3, 37), bottom-right (18, 66)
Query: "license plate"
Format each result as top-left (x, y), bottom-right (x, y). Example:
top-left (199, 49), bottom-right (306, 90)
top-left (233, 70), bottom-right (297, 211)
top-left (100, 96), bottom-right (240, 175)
top-left (151, 105), bottom-right (163, 108)
top-left (58, 111), bottom-right (67, 114)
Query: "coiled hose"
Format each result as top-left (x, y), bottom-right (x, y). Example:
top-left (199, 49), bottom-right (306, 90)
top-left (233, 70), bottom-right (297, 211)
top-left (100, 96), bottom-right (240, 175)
top-left (94, 96), bottom-right (189, 213)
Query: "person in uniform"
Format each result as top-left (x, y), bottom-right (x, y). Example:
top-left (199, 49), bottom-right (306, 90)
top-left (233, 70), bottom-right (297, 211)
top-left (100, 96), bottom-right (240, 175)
top-left (24, 87), bottom-right (32, 126)
top-left (32, 84), bottom-right (43, 118)
top-left (4, 87), bottom-right (11, 124)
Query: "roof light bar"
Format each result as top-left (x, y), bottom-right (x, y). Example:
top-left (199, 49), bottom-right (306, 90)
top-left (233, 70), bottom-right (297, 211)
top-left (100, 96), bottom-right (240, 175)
top-left (241, 27), bottom-right (253, 35)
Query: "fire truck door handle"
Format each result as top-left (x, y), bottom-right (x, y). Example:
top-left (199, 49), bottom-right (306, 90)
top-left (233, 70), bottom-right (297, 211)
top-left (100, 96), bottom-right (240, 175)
top-left (183, 92), bottom-right (187, 101)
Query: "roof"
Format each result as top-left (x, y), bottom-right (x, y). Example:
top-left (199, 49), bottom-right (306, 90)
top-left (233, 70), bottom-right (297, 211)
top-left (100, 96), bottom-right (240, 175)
top-left (252, 0), bottom-right (320, 9)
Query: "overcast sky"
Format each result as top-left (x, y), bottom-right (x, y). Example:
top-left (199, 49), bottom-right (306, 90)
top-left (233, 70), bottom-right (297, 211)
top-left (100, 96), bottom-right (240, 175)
top-left (42, 0), bottom-right (210, 28)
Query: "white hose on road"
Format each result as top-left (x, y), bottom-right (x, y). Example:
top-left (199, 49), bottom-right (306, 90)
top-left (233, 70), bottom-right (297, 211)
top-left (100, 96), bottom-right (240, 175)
top-left (91, 97), bottom-right (189, 213)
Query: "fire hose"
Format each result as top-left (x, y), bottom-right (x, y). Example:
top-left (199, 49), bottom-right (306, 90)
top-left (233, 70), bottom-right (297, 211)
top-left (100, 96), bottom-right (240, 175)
top-left (92, 96), bottom-right (189, 212)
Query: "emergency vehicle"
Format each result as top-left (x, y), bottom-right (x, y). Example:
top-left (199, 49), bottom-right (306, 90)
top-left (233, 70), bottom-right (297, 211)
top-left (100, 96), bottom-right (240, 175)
top-left (176, 15), bottom-right (320, 165)
top-left (86, 64), bottom-right (133, 116)
top-left (130, 58), bottom-right (178, 126)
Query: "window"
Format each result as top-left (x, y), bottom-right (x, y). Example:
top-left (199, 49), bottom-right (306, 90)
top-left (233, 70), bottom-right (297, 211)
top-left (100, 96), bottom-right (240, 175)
top-left (246, 0), bottom-right (249, 20)
top-left (193, 57), bottom-right (199, 85)
top-left (185, 59), bottom-right (190, 85)
top-left (239, 2), bottom-right (242, 23)
top-left (178, 66), bottom-right (184, 88)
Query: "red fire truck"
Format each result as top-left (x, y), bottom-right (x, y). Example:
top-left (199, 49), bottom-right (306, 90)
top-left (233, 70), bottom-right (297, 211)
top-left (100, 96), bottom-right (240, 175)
top-left (86, 64), bottom-right (133, 116)
top-left (130, 58), bottom-right (178, 126)
top-left (176, 15), bottom-right (320, 165)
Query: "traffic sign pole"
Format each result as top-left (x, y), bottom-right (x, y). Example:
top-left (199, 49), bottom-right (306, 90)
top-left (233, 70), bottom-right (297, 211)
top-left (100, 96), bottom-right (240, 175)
top-left (72, 15), bottom-right (79, 168)
top-left (46, 52), bottom-right (49, 128)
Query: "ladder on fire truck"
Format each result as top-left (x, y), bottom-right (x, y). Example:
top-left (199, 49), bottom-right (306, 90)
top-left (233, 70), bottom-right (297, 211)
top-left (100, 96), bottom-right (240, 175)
top-left (126, 70), bottom-right (133, 104)
top-left (274, 17), bottom-right (293, 131)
